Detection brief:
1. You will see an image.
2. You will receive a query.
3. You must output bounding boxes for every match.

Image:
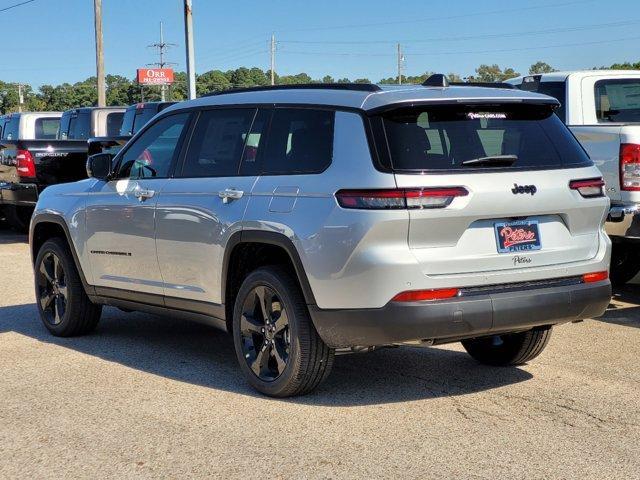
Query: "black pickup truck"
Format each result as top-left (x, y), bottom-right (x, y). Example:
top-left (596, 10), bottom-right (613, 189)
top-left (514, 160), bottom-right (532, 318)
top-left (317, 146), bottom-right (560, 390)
top-left (0, 107), bottom-right (125, 231)
top-left (88, 101), bottom-right (175, 156)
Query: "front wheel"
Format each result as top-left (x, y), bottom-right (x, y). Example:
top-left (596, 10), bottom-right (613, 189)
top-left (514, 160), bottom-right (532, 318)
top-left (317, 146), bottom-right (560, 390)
top-left (462, 326), bottom-right (552, 366)
top-left (34, 238), bottom-right (102, 336)
top-left (232, 266), bottom-right (334, 397)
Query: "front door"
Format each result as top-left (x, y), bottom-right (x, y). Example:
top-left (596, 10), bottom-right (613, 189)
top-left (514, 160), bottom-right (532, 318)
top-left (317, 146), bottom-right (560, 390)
top-left (84, 112), bottom-right (191, 296)
top-left (155, 107), bottom-right (265, 305)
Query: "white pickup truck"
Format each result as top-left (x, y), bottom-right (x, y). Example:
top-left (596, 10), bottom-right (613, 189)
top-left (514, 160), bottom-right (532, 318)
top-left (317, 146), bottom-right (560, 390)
top-left (507, 70), bottom-right (640, 285)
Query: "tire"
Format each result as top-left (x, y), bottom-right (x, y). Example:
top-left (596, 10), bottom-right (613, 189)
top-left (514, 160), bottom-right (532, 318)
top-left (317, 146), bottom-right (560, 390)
top-left (461, 326), bottom-right (552, 366)
top-left (5, 205), bottom-right (33, 233)
top-left (34, 238), bottom-right (102, 337)
top-left (232, 266), bottom-right (334, 397)
top-left (610, 242), bottom-right (640, 286)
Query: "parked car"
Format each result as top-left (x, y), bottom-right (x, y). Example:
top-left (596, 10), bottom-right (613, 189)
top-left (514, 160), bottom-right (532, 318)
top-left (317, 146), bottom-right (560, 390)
top-left (87, 101), bottom-right (175, 157)
top-left (0, 115), bottom-right (9, 139)
top-left (30, 79), bottom-right (611, 397)
top-left (58, 107), bottom-right (125, 140)
top-left (0, 107), bottom-right (125, 232)
top-left (507, 70), bottom-right (640, 285)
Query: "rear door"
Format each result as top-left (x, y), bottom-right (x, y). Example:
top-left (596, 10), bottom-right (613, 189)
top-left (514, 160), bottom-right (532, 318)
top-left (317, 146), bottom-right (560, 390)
top-left (155, 107), bottom-right (261, 305)
top-left (84, 112), bottom-right (191, 296)
top-left (378, 103), bottom-right (606, 276)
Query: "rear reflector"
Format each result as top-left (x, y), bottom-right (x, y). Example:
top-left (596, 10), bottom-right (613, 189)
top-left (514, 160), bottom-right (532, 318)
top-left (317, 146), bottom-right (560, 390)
top-left (392, 288), bottom-right (460, 302)
top-left (620, 144), bottom-right (640, 191)
top-left (16, 149), bottom-right (36, 178)
top-left (569, 177), bottom-right (605, 198)
top-left (582, 271), bottom-right (608, 283)
top-left (336, 187), bottom-right (468, 210)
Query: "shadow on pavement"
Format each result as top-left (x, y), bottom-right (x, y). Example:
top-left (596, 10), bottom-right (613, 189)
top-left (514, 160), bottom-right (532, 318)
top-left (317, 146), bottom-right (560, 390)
top-left (599, 286), bottom-right (640, 329)
top-left (0, 302), bottom-right (534, 405)
top-left (0, 225), bottom-right (27, 245)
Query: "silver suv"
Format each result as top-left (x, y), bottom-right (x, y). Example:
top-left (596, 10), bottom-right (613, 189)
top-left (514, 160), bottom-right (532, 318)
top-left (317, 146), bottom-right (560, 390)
top-left (30, 78), bottom-right (612, 397)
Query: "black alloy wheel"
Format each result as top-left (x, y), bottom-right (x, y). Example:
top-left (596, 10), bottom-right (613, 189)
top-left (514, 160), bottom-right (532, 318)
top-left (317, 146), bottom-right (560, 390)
top-left (239, 285), bottom-right (291, 381)
top-left (36, 251), bottom-right (68, 326)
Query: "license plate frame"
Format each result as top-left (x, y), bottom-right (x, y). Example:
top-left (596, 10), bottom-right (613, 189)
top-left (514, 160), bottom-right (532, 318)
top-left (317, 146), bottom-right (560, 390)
top-left (494, 220), bottom-right (542, 254)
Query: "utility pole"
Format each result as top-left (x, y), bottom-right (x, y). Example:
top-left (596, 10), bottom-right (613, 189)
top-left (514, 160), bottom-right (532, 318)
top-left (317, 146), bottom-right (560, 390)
top-left (184, 0), bottom-right (196, 100)
top-left (17, 84), bottom-right (24, 113)
top-left (94, 0), bottom-right (106, 107)
top-left (397, 43), bottom-right (404, 85)
top-left (270, 34), bottom-right (276, 86)
top-left (147, 21), bottom-right (177, 101)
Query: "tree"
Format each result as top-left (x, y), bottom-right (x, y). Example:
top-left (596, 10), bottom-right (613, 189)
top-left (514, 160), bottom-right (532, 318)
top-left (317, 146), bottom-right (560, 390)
top-left (474, 64), bottom-right (520, 82)
top-left (529, 61), bottom-right (556, 74)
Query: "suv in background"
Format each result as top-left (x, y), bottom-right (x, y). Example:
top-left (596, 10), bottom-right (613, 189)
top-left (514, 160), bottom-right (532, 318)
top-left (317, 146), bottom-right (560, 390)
top-left (507, 70), bottom-right (640, 285)
top-left (30, 79), bottom-right (611, 397)
top-left (58, 107), bottom-right (125, 140)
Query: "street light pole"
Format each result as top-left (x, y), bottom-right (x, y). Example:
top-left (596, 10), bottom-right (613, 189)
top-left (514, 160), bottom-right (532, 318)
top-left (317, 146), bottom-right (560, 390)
top-left (94, 0), bottom-right (106, 107)
top-left (184, 0), bottom-right (196, 100)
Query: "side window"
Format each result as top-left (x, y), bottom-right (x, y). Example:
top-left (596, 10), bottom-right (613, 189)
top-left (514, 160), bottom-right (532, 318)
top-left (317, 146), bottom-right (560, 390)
top-left (181, 108), bottom-right (256, 177)
top-left (117, 113), bottom-right (189, 180)
top-left (3, 117), bottom-right (18, 140)
top-left (58, 114), bottom-right (71, 139)
top-left (262, 108), bottom-right (335, 175)
top-left (240, 108), bottom-right (271, 175)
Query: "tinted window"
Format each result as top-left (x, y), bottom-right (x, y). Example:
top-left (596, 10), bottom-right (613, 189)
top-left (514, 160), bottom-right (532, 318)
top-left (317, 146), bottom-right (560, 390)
top-left (119, 106), bottom-right (136, 136)
top-left (261, 108), bottom-right (334, 175)
top-left (239, 109), bottom-right (271, 175)
top-left (133, 107), bottom-right (159, 134)
top-left (595, 79), bottom-right (640, 123)
top-left (535, 82), bottom-right (566, 122)
top-left (58, 112), bottom-right (72, 139)
top-left (117, 113), bottom-right (189, 179)
top-left (35, 118), bottom-right (60, 139)
top-left (2, 117), bottom-right (19, 140)
top-left (181, 108), bottom-right (255, 177)
top-left (379, 105), bottom-right (591, 171)
top-left (106, 112), bottom-right (124, 136)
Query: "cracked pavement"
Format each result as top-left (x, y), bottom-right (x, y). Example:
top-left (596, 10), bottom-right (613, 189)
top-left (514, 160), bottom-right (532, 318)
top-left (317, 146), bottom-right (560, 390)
top-left (1, 229), bottom-right (639, 479)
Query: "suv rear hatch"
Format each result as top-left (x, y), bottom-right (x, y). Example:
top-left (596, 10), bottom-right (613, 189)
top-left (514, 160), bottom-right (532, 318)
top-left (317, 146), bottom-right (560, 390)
top-left (374, 102), bottom-right (607, 276)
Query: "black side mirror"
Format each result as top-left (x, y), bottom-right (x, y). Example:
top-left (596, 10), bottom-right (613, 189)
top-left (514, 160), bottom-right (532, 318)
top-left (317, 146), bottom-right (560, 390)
top-left (86, 153), bottom-right (114, 180)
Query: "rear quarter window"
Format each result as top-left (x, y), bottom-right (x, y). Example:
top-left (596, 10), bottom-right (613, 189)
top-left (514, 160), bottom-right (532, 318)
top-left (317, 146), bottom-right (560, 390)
top-left (595, 79), bottom-right (640, 123)
top-left (35, 117), bottom-right (61, 140)
top-left (106, 112), bottom-right (124, 136)
top-left (377, 104), bottom-right (591, 172)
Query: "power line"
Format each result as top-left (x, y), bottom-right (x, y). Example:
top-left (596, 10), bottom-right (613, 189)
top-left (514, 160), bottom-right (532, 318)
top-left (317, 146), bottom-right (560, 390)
top-left (279, 18), bottom-right (640, 45)
top-left (272, 0), bottom-right (595, 33)
top-left (0, 0), bottom-right (35, 13)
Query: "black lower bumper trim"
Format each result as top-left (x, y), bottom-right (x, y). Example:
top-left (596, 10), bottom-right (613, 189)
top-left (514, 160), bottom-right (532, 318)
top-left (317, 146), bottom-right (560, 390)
top-left (308, 280), bottom-right (611, 348)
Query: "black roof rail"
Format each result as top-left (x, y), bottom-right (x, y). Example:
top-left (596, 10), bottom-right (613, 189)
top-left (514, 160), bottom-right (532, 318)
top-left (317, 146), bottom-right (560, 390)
top-left (422, 74), bottom-right (449, 87)
top-left (450, 82), bottom-right (516, 89)
top-left (204, 83), bottom-right (382, 97)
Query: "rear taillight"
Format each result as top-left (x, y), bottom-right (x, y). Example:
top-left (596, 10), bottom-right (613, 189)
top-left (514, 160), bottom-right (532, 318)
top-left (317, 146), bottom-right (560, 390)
top-left (335, 187), bottom-right (468, 210)
top-left (392, 288), bottom-right (460, 302)
top-left (582, 271), bottom-right (608, 283)
top-left (620, 143), bottom-right (640, 191)
top-left (16, 149), bottom-right (35, 177)
top-left (569, 177), bottom-right (605, 198)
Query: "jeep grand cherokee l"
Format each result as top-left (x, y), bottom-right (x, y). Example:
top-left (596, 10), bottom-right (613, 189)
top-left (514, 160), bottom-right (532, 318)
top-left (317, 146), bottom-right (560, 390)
top-left (29, 78), bottom-right (612, 397)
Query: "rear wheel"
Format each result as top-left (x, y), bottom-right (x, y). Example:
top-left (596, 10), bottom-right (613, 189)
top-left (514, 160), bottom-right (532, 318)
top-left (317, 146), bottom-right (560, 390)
top-left (34, 238), bottom-right (102, 336)
top-left (232, 266), bottom-right (334, 397)
top-left (610, 242), bottom-right (640, 286)
top-left (462, 326), bottom-right (552, 366)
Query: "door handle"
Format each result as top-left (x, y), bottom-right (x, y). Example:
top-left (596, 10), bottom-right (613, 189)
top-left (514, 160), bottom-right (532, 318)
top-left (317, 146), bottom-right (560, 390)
top-left (133, 188), bottom-right (155, 201)
top-left (219, 188), bottom-right (244, 204)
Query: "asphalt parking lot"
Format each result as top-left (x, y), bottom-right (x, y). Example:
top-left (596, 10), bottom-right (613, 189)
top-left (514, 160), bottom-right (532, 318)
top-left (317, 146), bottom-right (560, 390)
top-left (1, 227), bottom-right (639, 479)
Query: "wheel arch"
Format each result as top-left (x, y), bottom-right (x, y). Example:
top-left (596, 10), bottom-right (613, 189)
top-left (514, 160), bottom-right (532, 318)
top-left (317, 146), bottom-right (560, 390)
top-left (30, 214), bottom-right (94, 295)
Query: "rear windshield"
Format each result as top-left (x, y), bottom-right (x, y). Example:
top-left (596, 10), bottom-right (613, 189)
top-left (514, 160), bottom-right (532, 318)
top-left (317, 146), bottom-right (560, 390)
top-left (35, 117), bottom-right (60, 139)
top-left (595, 79), bottom-right (640, 123)
top-left (377, 104), bottom-right (591, 172)
top-left (67, 113), bottom-right (91, 139)
top-left (106, 112), bottom-right (124, 136)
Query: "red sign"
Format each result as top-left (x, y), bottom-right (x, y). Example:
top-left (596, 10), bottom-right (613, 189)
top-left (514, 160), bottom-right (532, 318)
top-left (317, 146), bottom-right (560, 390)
top-left (137, 68), bottom-right (174, 85)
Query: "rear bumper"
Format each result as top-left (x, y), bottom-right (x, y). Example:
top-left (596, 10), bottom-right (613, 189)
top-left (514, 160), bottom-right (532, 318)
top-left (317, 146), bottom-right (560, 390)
top-left (0, 182), bottom-right (38, 206)
top-left (308, 280), bottom-right (611, 348)
top-left (606, 203), bottom-right (640, 239)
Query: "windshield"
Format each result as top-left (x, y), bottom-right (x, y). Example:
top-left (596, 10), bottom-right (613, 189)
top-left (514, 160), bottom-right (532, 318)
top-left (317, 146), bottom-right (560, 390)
top-left (595, 79), bottom-right (640, 123)
top-left (377, 104), bottom-right (591, 171)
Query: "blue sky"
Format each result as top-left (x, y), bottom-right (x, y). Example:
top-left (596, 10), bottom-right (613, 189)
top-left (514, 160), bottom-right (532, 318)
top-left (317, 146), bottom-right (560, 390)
top-left (4, 0), bottom-right (640, 87)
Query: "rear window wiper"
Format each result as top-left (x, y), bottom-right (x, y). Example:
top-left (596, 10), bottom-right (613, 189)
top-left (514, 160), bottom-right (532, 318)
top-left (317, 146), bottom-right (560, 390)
top-left (461, 155), bottom-right (518, 167)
